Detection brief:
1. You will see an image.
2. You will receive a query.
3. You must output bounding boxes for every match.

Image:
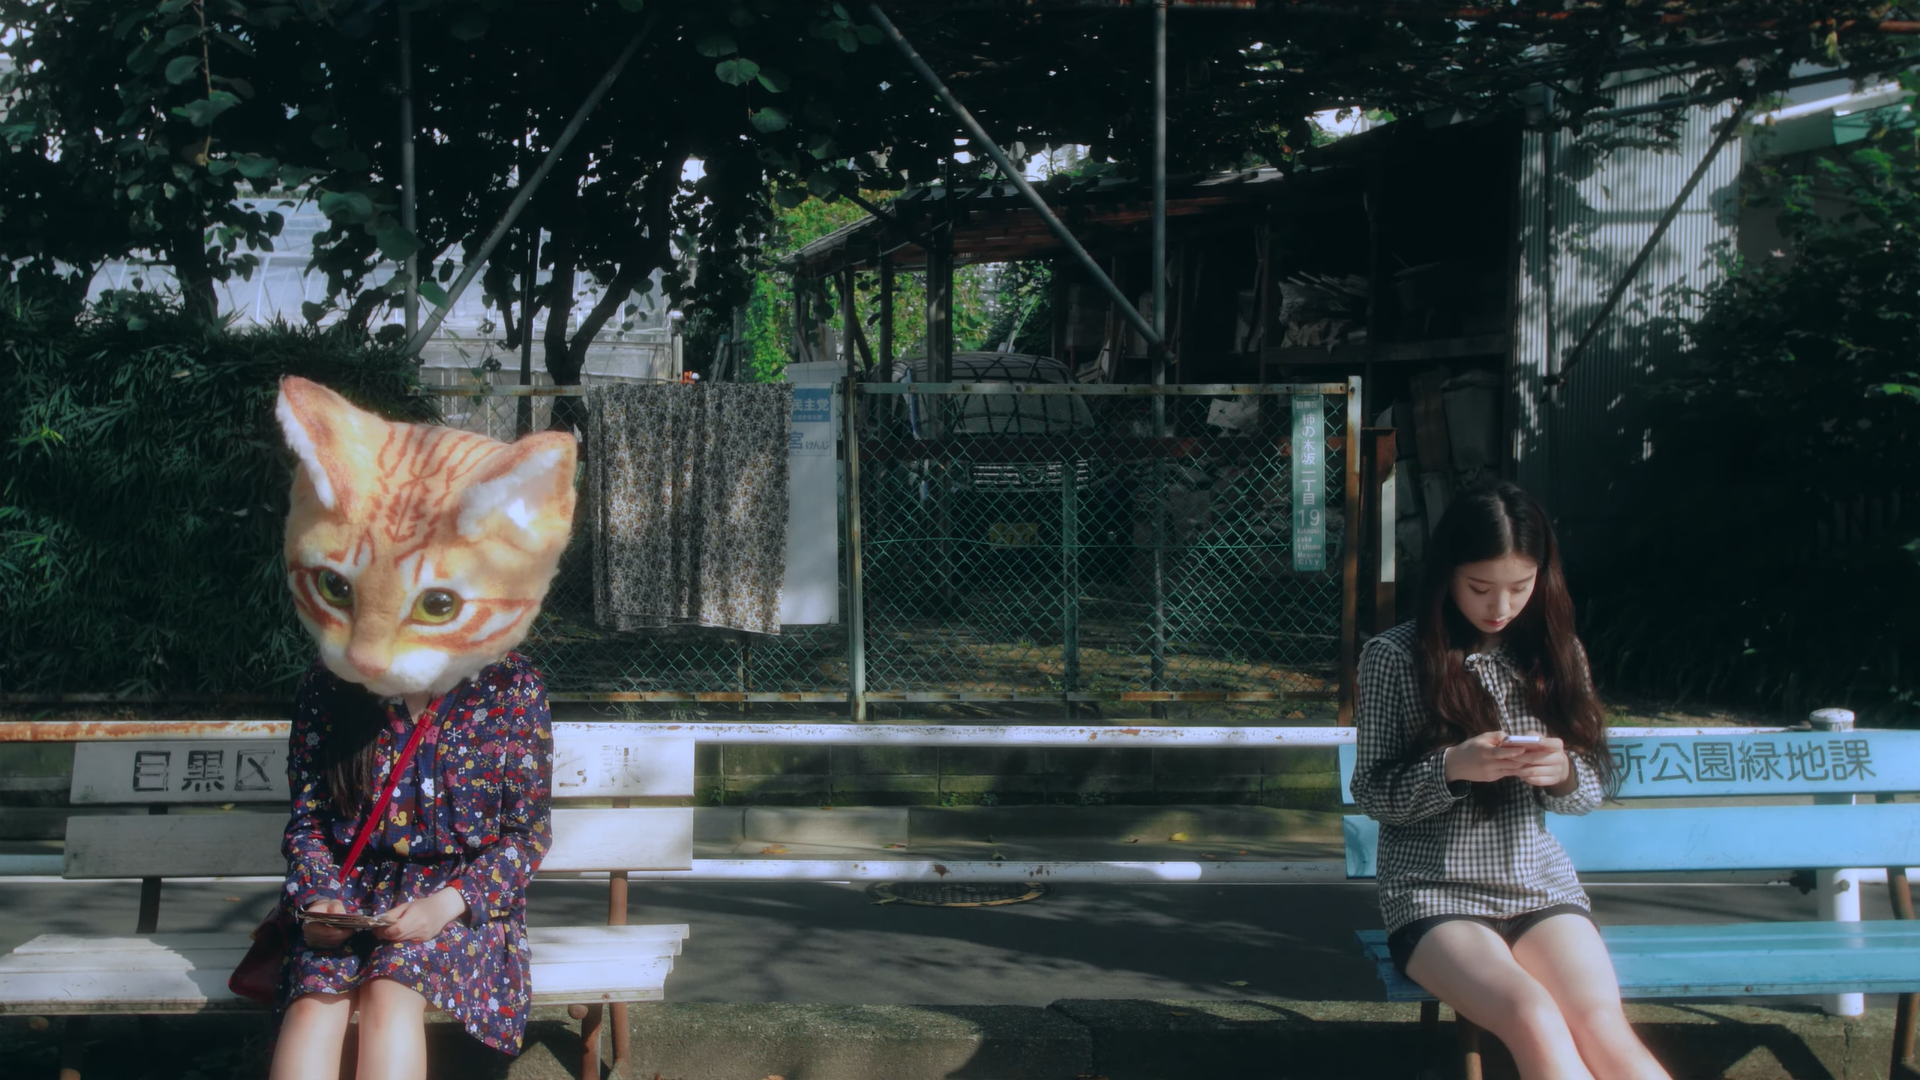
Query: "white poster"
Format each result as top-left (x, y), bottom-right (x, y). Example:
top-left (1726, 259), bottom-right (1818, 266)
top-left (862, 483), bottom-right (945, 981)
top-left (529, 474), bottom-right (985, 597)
top-left (780, 382), bottom-right (840, 624)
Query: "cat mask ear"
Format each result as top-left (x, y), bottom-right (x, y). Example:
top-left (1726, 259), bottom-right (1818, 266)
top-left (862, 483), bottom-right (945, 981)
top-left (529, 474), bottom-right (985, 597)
top-left (458, 431), bottom-right (578, 548)
top-left (275, 376), bottom-right (380, 515)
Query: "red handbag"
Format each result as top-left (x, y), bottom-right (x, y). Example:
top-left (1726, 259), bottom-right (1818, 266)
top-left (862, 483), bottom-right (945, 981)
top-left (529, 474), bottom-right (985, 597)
top-left (229, 696), bottom-right (442, 1003)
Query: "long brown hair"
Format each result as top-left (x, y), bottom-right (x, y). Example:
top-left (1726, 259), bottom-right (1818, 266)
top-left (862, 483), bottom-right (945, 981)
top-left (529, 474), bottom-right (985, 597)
top-left (1413, 482), bottom-right (1610, 784)
top-left (320, 679), bottom-right (390, 812)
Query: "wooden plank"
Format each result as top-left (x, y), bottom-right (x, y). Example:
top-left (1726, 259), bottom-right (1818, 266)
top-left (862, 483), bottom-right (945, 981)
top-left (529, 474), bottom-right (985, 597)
top-left (0, 952), bottom-right (675, 1014)
top-left (1357, 923), bottom-right (1920, 1001)
top-left (543, 808), bottom-right (694, 872)
top-left (64, 807), bottom-right (694, 878)
top-left (71, 742), bottom-right (290, 804)
top-left (11, 925), bottom-right (689, 957)
top-left (525, 955), bottom-right (675, 1002)
top-left (0, 938), bottom-right (679, 973)
top-left (1605, 733), bottom-right (1918, 797)
top-left (1335, 732), bottom-right (1920, 803)
top-left (65, 813), bottom-right (284, 878)
top-left (72, 731), bottom-right (695, 805)
top-left (1344, 804), bottom-right (1920, 878)
top-left (549, 730), bottom-right (694, 799)
top-left (0, 950), bottom-right (247, 974)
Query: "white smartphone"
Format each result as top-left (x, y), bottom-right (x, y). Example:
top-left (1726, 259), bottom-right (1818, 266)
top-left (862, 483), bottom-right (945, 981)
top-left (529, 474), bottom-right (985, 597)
top-left (1503, 734), bottom-right (1543, 745)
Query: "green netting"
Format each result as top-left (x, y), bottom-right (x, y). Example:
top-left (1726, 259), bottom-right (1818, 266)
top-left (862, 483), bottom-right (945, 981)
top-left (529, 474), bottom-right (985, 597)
top-left (430, 384), bottom-right (1351, 721)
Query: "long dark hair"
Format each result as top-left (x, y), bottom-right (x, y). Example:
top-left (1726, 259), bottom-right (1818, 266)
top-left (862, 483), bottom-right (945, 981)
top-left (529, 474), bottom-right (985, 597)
top-left (319, 679), bottom-right (390, 812)
top-left (1413, 482), bottom-right (1610, 783)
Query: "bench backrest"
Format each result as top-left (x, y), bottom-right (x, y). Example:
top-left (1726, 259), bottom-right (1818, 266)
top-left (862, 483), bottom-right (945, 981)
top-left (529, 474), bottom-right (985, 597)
top-left (62, 724), bottom-right (695, 879)
top-left (1339, 730), bottom-right (1920, 879)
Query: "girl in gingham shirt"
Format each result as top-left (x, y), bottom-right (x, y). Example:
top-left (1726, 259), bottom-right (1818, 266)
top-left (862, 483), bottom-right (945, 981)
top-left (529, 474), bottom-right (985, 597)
top-left (1353, 483), bottom-right (1668, 1080)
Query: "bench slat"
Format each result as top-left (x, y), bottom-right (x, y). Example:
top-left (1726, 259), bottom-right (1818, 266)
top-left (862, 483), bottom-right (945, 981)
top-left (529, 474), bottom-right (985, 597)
top-left (1357, 922), bottom-right (1920, 1001)
top-left (0, 937), bottom-right (678, 973)
top-left (0, 948), bottom-right (679, 1014)
top-left (11, 925), bottom-right (690, 956)
top-left (0, 950), bottom-right (247, 974)
top-left (1342, 804), bottom-right (1920, 878)
top-left (62, 807), bottom-right (695, 878)
top-left (71, 730), bottom-right (695, 805)
top-left (1338, 732), bottom-right (1920, 804)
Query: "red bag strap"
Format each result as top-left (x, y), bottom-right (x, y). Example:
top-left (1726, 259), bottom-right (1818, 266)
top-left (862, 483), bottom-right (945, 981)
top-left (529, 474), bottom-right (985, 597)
top-left (338, 693), bottom-right (447, 879)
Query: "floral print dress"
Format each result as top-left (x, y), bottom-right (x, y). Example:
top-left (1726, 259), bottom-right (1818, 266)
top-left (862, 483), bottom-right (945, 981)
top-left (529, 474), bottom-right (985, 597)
top-left (276, 653), bottom-right (554, 1054)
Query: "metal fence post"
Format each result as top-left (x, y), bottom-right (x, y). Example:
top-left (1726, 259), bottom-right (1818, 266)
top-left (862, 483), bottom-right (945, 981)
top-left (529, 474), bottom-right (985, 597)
top-left (1340, 377), bottom-right (1364, 725)
top-left (1062, 466), bottom-right (1081, 718)
top-left (1811, 706), bottom-right (1863, 1018)
top-left (844, 378), bottom-right (868, 722)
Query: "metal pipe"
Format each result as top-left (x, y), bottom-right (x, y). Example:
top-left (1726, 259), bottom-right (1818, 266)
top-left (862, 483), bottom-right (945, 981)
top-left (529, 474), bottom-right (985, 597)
top-left (620, 858), bottom-right (1348, 883)
top-left (1061, 467), bottom-right (1081, 718)
top-left (867, 3), bottom-right (1159, 346)
top-left (517, 225), bottom-right (539, 436)
top-left (878, 256), bottom-right (895, 384)
top-left (403, 12), bottom-right (661, 357)
top-left (1148, 0), bottom-right (1170, 713)
top-left (0, 719), bottom-right (1788, 746)
top-left (845, 378), bottom-right (869, 722)
top-left (398, 6), bottom-right (419, 346)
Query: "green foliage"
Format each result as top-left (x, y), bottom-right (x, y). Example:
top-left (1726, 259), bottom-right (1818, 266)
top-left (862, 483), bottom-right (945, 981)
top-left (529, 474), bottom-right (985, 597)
top-left (0, 286), bottom-right (430, 695)
top-left (1581, 121), bottom-right (1920, 720)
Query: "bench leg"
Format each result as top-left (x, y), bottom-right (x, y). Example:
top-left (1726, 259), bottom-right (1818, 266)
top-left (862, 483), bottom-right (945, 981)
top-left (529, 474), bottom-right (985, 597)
top-left (609, 1002), bottom-right (629, 1074)
top-left (1459, 1014), bottom-right (1484, 1080)
top-left (606, 865), bottom-right (631, 1074)
top-left (574, 1002), bottom-right (603, 1080)
top-left (1417, 1000), bottom-right (1440, 1073)
top-left (1893, 864), bottom-right (1918, 1077)
top-left (1895, 993), bottom-right (1918, 1079)
top-left (57, 1016), bottom-right (88, 1080)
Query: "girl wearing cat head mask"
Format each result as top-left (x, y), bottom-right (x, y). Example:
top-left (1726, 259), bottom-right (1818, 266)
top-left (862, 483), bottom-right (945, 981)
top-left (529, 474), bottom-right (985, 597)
top-left (267, 378), bottom-right (573, 1078)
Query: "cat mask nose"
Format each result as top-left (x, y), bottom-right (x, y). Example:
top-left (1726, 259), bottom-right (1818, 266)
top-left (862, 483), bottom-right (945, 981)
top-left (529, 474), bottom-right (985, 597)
top-left (346, 644), bottom-right (388, 681)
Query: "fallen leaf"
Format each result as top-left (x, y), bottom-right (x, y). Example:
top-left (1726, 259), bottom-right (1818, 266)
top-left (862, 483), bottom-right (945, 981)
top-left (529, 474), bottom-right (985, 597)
top-left (222, 896), bottom-right (242, 902)
top-left (1201, 853), bottom-right (1221, 861)
top-left (1237, 849), bottom-right (1249, 855)
top-left (1125, 838), bottom-right (1140, 844)
top-left (1169, 832), bottom-right (1189, 842)
top-left (1225, 980), bottom-right (1249, 987)
top-left (1169, 1010), bottom-right (1190, 1018)
top-left (882, 843), bottom-right (906, 849)
top-left (759, 844), bottom-right (788, 855)
top-left (26, 1016), bottom-right (48, 1032)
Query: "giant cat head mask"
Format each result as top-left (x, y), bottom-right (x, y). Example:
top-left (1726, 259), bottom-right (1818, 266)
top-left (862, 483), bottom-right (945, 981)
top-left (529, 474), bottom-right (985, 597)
top-left (275, 377), bottom-right (577, 698)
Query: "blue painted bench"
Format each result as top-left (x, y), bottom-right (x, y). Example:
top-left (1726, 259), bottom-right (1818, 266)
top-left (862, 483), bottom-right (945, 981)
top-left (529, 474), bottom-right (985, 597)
top-left (1339, 721), bottom-right (1920, 1079)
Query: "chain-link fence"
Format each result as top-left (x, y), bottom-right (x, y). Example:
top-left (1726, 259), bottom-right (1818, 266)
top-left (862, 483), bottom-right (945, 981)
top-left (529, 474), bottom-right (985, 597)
top-left (426, 380), bottom-right (1358, 721)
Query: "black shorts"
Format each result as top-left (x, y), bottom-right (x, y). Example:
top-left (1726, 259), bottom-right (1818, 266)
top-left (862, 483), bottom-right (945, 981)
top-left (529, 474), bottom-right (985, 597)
top-left (1386, 904), bottom-right (1596, 978)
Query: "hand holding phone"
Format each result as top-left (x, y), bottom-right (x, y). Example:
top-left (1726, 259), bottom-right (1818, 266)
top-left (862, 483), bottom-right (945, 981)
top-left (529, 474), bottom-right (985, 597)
top-left (1502, 733), bottom-right (1542, 745)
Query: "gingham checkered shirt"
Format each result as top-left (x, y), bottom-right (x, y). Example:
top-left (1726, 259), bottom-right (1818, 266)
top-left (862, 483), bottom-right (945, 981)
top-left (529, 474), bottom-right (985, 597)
top-left (1352, 621), bottom-right (1604, 933)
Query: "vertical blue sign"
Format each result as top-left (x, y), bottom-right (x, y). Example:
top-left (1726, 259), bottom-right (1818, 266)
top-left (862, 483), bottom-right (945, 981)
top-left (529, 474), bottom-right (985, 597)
top-left (1292, 394), bottom-right (1326, 572)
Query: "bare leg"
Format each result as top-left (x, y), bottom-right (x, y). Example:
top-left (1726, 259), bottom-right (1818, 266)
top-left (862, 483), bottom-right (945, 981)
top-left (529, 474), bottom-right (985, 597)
top-left (1510, 916), bottom-right (1669, 1080)
top-left (269, 991), bottom-right (354, 1080)
top-left (356, 978), bottom-right (430, 1080)
top-left (1403, 920), bottom-right (1594, 1080)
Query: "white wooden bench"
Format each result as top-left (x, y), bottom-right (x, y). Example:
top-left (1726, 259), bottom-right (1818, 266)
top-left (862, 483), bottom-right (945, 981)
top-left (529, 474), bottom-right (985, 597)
top-left (0, 723), bottom-right (696, 1080)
